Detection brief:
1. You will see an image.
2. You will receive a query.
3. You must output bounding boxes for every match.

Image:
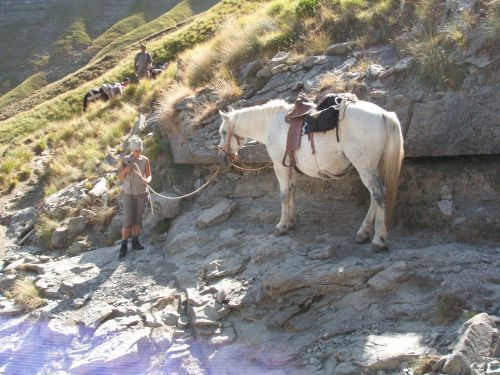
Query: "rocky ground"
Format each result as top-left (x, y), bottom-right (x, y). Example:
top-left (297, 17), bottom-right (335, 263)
top-left (1, 167), bottom-right (499, 374)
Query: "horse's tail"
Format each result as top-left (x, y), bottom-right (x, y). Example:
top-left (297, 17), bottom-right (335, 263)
top-left (380, 111), bottom-right (404, 226)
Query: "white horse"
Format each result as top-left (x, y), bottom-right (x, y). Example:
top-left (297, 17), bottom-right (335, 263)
top-left (217, 98), bottom-right (404, 251)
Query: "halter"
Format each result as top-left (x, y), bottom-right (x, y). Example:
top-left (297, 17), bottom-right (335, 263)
top-left (218, 121), bottom-right (244, 162)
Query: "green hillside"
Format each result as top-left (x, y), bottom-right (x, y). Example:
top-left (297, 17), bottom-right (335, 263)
top-left (0, 73), bottom-right (48, 111)
top-left (0, 0), bottom-right (218, 118)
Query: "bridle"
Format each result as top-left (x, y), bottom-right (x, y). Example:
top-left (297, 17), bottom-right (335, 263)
top-left (218, 121), bottom-right (244, 162)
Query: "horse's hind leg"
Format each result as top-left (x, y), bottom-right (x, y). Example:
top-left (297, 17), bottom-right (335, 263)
top-left (357, 169), bottom-right (388, 252)
top-left (356, 198), bottom-right (375, 244)
top-left (273, 164), bottom-right (296, 236)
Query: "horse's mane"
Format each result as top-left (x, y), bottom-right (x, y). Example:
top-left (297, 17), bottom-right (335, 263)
top-left (231, 99), bottom-right (291, 130)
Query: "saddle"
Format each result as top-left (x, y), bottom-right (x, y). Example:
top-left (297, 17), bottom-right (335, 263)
top-left (283, 96), bottom-right (315, 167)
top-left (283, 93), bottom-right (357, 170)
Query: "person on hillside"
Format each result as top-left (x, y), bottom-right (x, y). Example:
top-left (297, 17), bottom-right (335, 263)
top-left (116, 136), bottom-right (152, 259)
top-left (134, 43), bottom-right (153, 80)
top-left (82, 78), bottom-right (130, 111)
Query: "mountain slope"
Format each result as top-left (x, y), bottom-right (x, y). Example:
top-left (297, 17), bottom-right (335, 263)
top-left (0, 0), bottom-right (219, 119)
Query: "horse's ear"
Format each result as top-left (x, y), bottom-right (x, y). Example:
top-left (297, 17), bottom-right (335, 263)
top-left (219, 110), bottom-right (230, 122)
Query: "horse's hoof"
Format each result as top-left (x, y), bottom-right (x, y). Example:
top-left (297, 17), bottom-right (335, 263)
top-left (273, 227), bottom-right (287, 237)
top-left (371, 243), bottom-right (389, 253)
top-left (356, 233), bottom-right (370, 244)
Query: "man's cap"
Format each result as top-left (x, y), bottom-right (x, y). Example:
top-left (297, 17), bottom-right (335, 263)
top-left (140, 43), bottom-right (146, 48)
top-left (129, 136), bottom-right (143, 151)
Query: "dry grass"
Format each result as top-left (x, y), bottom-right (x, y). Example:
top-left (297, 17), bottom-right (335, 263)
top-left (305, 30), bottom-right (332, 55)
top-left (155, 83), bottom-right (194, 134)
top-left (211, 70), bottom-right (243, 106)
top-left (183, 42), bottom-right (219, 87)
top-left (7, 279), bottom-right (45, 311)
top-left (412, 355), bottom-right (442, 375)
top-left (316, 72), bottom-right (348, 93)
top-left (36, 214), bottom-right (59, 248)
top-left (217, 14), bottom-right (279, 69)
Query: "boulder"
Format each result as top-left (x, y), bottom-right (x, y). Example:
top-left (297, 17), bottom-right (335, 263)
top-left (67, 216), bottom-right (88, 237)
top-left (67, 240), bottom-right (90, 256)
top-left (144, 191), bottom-right (181, 225)
top-left (443, 313), bottom-right (498, 374)
top-left (238, 60), bottom-right (262, 82)
top-left (366, 64), bottom-right (385, 80)
top-left (196, 199), bottom-right (237, 229)
top-left (405, 88), bottom-right (500, 157)
top-left (326, 42), bottom-right (349, 55)
top-left (358, 333), bottom-right (427, 370)
top-left (269, 51), bottom-right (289, 67)
top-left (44, 180), bottom-right (87, 214)
top-left (51, 226), bottom-right (68, 248)
top-left (9, 207), bottom-right (36, 238)
top-left (88, 177), bottom-right (108, 198)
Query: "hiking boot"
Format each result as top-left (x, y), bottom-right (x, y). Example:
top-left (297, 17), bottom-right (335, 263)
top-left (119, 242), bottom-right (128, 259)
top-left (132, 238), bottom-right (145, 250)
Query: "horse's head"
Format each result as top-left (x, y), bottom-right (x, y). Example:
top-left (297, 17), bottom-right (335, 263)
top-left (218, 109), bottom-right (246, 167)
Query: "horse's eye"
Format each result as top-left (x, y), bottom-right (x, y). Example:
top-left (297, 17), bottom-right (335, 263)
top-left (221, 130), bottom-right (227, 136)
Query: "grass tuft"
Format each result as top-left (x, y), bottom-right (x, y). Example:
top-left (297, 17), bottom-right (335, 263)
top-left (412, 355), bottom-right (442, 375)
top-left (155, 83), bottom-right (194, 133)
top-left (7, 279), bottom-right (45, 311)
top-left (435, 293), bottom-right (467, 324)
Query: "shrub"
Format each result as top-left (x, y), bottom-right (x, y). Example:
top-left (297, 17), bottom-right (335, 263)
top-left (36, 214), bottom-right (59, 248)
top-left (435, 293), bottom-right (467, 324)
top-left (296, 0), bottom-right (321, 17)
top-left (33, 138), bottom-right (47, 154)
top-left (6, 279), bottom-right (45, 311)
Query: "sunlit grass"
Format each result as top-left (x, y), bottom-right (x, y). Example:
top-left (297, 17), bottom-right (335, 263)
top-left (6, 279), bottom-right (45, 311)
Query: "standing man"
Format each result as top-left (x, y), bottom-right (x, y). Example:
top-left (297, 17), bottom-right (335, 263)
top-left (134, 43), bottom-right (153, 80)
top-left (117, 136), bottom-right (152, 258)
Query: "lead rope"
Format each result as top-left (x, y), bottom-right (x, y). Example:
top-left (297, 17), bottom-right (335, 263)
top-left (130, 163), bottom-right (222, 201)
top-left (230, 162), bottom-right (272, 172)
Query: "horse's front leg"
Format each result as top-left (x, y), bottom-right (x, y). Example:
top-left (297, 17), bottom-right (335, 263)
top-left (273, 165), bottom-right (296, 236)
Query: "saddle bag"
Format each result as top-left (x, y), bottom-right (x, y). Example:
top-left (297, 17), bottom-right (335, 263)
top-left (302, 106), bottom-right (339, 134)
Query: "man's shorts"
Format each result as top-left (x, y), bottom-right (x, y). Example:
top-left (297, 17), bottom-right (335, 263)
top-left (123, 193), bottom-right (148, 228)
